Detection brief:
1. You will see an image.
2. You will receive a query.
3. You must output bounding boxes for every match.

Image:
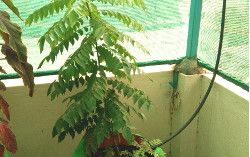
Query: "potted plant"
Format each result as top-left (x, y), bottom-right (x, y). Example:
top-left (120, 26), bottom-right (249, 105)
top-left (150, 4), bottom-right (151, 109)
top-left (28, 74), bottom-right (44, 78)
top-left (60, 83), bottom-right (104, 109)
top-left (73, 133), bottom-right (166, 156)
top-left (0, 0), bottom-right (35, 156)
top-left (26, 0), bottom-right (164, 156)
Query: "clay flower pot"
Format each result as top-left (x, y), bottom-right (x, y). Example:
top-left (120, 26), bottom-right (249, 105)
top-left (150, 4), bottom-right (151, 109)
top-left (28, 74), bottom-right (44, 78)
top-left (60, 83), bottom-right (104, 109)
top-left (73, 133), bottom-right (165, 157)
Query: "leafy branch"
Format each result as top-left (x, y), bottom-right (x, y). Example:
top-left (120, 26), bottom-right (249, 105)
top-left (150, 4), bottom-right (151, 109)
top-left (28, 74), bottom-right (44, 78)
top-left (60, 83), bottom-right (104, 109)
top-left (27, 0), bottom-right (152, 156)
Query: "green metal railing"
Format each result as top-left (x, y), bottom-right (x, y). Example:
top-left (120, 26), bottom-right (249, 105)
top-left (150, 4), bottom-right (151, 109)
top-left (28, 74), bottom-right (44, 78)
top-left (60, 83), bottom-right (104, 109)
top-left (186, 0), bottom-right (203, 58)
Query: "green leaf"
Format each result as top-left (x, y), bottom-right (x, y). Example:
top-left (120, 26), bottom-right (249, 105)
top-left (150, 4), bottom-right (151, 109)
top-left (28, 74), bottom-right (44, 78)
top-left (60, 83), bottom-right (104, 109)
top-left (132, 93), bottom-right (140, 104)
top-left (122, 127), bottom-right (132, 143)
top-left (66, 65), bottom-right (75, 81)
top-left (103, 33), bottom-right (113, 47)
top-left (123, 66), bottom-right (131, 77)
top-left (75, 79), bottom-right (79, 88)
top-left (93, 92), bottom-right (103, 102)
top-left (68, 10), bottom-right (79, 27)
top-left (96, 81), bottom-right (106, 91)
top-left (79, 77), bottom-right (85, 86)
top-left (75, 57), bottom-right (86, 69)
top-left (64, 112), bottom-right (75, 127)
top-left (136, 0), bottom-right (146, 11)
top-left (111, 79), bottom-right (118, 88)
top-left (94, 87), bottom-right (105, 97)
top-left (54, 82), bottom-right (63, 94)
top-left (25, 0), bottom-right (73, 25)
top-left (38, 36), bottom-right (45, 53)
top-left (138, 111), bottom-right (146, 120)
top-left (107, 79), bottom-right (112, 85)
top-left (97, 132), bottom-right (105, 146)
top-left (51, 91), bottom-right (57, 101)
top-left (44, 34), bottom-right (53, 47)
top-left (138, 96), bottom-right (145, 109)
top-left (127, 88), bottom-right (134, 99)
top-left (94, 27), bottom-right (105, 40)
top-left (68, 127), bottom-right (75, 139)
top-left (127, 124), bottom-right (136, 130)
top-left (54, 118), bottom-right (65, 134)
top-left (49, 30), bottom-right (59, 43)
top-left (101, 10), bottom-right (143, 31)
top-left (52, 126), bottom-right (58, 138)
top-left (47, 83), bottom-right (54, 96)
top-left (90, 137), bottom-right (98, 153)
top-left (145, 100), bottom-right (152, 111)
top-left (33, 11), bottom-right (39, 23)
top-left (59, 21), bottom-right (67, 32)
top-left (54, 25), bottom-right (63, 37)
top-left (113, 117), bottom-right (124, 132)
top-left (68, 80), bottom-right (74, 92)
top-left (87, 96), bottom-right (96, 113)
top-left (58, 131), bottom-right (66, 143)
top-left (116, 82), bottom-right (124, 93)
top-left (123, 85), bottom-right (130, 97)
top-left (76, 2), bottom-right (89, 18)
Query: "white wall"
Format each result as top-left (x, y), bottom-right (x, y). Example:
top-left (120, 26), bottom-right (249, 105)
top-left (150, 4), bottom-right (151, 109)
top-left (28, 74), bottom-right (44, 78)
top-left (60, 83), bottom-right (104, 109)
top-left (1, 65), bottom-right (249, 157)
top-left (1, 65), bottom-right (173, 157)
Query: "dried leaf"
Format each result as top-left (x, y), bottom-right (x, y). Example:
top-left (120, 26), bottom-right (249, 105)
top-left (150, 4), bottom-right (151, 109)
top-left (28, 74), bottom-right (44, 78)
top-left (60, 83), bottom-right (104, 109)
top-left (0, 81), bottom-right (6, 91)
top-left (1, 0), bottom-right (23, 20)
top-left (1, 45), bottom-right (34, 97)
top-left (0, 94), bottom-right (10, 120)
top-left (0, 10), bottom-right (27, 62)
top-left (0, 66), bottom-right (7, 74)
top-left (0, 121), bottom-right (17, 154)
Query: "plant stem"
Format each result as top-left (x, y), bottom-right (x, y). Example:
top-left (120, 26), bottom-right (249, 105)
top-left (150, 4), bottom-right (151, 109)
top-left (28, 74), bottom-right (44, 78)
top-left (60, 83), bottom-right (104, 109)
top-left (110, 128), bottom-right (121, 157)
top-left (95, 42), bottom-right (101, 68)
top-left (86, 1), bottom-right (92, 19)
top-left (86, 2), bottom-right (101, 69)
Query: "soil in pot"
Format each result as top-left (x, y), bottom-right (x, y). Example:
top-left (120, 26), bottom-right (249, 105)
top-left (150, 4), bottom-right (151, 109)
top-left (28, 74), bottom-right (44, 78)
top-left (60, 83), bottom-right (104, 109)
top-left (92, 145), bottom-right (154, 157)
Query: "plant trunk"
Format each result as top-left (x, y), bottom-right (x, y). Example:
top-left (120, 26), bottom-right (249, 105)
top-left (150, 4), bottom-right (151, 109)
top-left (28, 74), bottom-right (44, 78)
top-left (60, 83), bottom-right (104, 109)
top-left (110, 129), bottom-right (121, 157)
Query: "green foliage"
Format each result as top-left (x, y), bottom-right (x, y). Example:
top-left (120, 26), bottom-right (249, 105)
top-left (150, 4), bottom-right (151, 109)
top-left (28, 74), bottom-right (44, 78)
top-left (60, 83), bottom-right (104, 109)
top-left (27, 0), bottom-right (152, 156)
top-left (101, 10), bottom-right (143, 31)
top-left (25, 0), bottom-right (76, 26)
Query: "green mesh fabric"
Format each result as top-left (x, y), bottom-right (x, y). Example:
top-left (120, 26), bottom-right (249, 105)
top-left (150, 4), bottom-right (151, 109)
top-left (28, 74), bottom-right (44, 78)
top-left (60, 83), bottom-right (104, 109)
top-left (198, 0), bottom-right (249, 85)
top-left (0, 0), bottom-right (190, 73)
top-left (1, 0), bottom-right (248, 89)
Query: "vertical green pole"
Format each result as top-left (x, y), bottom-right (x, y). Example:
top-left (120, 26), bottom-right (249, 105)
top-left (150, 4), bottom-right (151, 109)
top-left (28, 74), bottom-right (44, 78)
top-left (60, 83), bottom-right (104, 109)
top-left (186, 0), bottom-right (203, 58)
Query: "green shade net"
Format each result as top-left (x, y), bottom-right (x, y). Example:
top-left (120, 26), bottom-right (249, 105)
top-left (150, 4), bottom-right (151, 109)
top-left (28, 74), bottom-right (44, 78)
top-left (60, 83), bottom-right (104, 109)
top-left (1, 0), bottom-right (248, 89)
top-left (197, 0), bottom-right (249, 85)
top-left (0, 0), bottom-right (190, 73)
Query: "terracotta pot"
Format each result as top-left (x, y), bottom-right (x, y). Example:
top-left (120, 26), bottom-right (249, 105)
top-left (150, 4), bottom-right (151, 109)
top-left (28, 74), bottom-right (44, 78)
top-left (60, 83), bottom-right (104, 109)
top-left (72, 133), bottom-right (164, 157)
top-left (0, 146), bottom-right (5, 157)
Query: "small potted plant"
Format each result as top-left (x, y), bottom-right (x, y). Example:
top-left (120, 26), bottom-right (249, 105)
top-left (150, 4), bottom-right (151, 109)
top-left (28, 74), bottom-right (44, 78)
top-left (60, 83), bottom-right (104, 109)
top-left (26, 0), bottom-right (164, 156)
top-left (0, 0), bottom-right (35, 156)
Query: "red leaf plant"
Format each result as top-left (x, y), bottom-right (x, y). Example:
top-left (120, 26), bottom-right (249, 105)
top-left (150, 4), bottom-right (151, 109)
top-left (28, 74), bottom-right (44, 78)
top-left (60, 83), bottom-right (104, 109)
top-left (0, 95), bottom-right (17, 154)
top-left (0, 120), bottom-right (17, 154)
top-left (0, 94), bottom-right (10, 121)
top-left (0, 0), bottom-right (35, 155)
